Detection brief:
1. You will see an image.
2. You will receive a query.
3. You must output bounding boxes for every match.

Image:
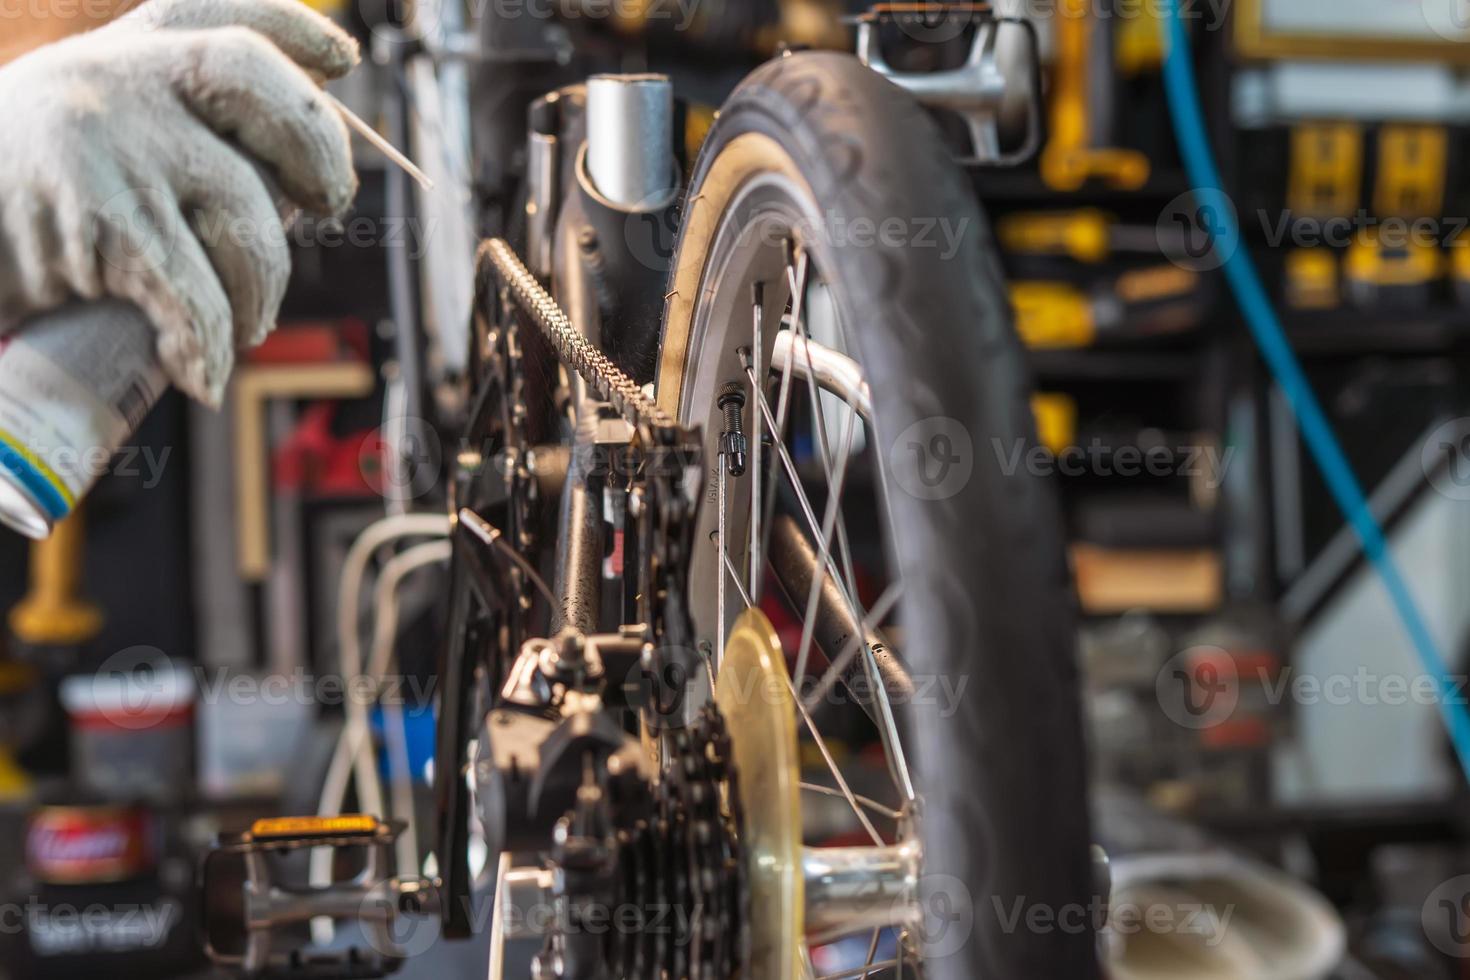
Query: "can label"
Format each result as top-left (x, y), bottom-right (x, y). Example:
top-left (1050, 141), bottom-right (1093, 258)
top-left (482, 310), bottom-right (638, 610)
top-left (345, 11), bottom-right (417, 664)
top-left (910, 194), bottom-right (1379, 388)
top-left (0, 303), bottom-right (165, 523)
top-left (26, 805), bottom-right (157, 884)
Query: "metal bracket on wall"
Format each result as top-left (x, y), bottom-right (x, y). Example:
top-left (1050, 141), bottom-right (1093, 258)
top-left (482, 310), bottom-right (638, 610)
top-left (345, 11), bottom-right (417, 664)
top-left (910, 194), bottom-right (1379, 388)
top-left (233, 362), bottom-right (376, 582)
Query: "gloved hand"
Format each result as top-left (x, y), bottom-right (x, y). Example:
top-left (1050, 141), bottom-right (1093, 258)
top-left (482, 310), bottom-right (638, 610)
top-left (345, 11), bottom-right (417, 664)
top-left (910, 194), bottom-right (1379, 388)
top-left (0, 0), bottom-right (360, 405)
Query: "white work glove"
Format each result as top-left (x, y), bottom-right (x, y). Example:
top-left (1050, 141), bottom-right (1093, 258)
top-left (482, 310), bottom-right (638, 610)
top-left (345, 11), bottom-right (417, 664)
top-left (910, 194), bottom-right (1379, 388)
top-left (0, 0), bottom-right (360, 405)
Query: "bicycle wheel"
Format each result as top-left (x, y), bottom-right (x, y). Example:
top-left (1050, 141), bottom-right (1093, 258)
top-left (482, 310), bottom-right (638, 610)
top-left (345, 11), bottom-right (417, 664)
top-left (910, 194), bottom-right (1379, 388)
top-left (658, 51), bottom-right (1098, 979)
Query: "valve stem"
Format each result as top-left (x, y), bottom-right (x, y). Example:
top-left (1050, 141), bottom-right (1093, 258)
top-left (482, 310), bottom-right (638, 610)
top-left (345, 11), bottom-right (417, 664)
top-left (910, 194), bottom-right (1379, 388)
top-left (718, 382), bottom-right (748, 477)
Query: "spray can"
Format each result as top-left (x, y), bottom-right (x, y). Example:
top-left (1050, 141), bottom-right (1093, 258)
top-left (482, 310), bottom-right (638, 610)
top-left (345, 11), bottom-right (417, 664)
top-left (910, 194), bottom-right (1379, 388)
top-left (0, 303), bottom-right (166, 540)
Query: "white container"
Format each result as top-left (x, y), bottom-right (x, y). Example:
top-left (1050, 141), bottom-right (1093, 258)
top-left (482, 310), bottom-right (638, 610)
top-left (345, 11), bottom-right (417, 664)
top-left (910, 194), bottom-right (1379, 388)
top-left (196, 674), bottom-right (315, 800)
top-left (59, 662), bottom-right (197, 803)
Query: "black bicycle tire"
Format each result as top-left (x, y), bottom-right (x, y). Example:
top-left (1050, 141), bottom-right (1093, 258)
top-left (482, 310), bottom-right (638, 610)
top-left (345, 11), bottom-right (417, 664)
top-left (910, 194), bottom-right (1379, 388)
top-left (658, 51), bottom-right (1099, 980)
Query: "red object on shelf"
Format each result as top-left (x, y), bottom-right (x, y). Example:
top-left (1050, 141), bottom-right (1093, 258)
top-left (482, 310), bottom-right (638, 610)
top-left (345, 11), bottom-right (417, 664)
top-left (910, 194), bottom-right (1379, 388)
top-left (245, 318), bottom-right (370, 366)
top-left (26, 804), bottom-right (157, 885)
top-left (1201, 716), bottom-right (1272, 750)
top-left (273, 403), bottom-right (379, 498)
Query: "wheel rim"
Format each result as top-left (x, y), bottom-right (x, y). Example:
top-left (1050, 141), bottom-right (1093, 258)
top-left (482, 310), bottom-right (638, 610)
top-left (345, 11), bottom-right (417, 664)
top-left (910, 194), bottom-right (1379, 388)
top-left (659, 137), bottom-right (923, 978)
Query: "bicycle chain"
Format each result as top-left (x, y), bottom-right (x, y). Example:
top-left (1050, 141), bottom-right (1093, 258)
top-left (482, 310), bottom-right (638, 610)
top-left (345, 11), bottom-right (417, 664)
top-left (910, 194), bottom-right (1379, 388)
top-left (483, 239), bottom-right (679, 435)
top-left (481, 236), bottom-right (705, 682)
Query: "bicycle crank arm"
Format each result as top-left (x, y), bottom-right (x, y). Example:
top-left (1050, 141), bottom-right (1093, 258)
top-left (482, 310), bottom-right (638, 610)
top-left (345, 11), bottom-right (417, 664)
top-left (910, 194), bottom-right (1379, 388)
top-left (202, 815), bottom-right (439, 978)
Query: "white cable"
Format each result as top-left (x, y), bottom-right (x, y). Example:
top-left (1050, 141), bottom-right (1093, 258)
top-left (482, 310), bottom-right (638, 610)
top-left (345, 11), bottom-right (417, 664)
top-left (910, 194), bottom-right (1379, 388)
top-left (309, 514), bottom-right (450, 943)
top-left (331, 514), bottom-right (450, 819)
top-left (371, 539), bottom-right (451, 875)
top-left (312, 530), bottom-right (450, 936)
top-left (314, 529), bottom-right (450, 847)
top-left (365, 539), bottom-right (452, 682)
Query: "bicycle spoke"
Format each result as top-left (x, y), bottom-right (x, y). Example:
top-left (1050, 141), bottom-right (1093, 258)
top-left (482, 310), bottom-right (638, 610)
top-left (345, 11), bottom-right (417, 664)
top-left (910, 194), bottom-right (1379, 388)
top-left (745, 328), bottom-right (918, 802)
top-left (752, 247), bottom-right (809, 604)
top-left (702, 239), bottom-right (924, 928)
top-left (750, 282), bottom-right (765, 600)
top-left (859, 928), bottom-right (882, 980)
top-left (743, 363), bottom-right (864, 633)
top-left (773, 283), bottom-right (896, 804)
top-left (717, 458), bottom-right (728, 672)
top-left (794, 401), bottom-right (859, 686)
top-left (792, 332), bottom-right (864, 602)
top-left (758, 252), bottom-right (876, 689)
top-left (800, 578), bottom-right (916, 803)
top-left (778, 246), bottom-right (809, 434)
top-left (865, 642), bottom-right (917, 803)
top-left (778, 334), bottom-right (914, 804)
top-left (791, 299), bottom-right (864, 610)
top-left (799, 783), bottom-right (903, 821)
top-left (802, 581), bottom-right (904, 714)
top-left (718, 530), bottom-right (755, 611)
top-left (817, 960), bottom-right (900, 980)
top-left (789, 676), bottom-right (883, 846)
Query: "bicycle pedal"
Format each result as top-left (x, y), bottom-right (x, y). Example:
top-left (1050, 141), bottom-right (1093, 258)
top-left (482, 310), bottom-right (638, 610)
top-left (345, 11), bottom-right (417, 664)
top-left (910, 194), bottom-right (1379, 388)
top-left (851, 3), bottom-right (1043, 166)
top-left (202, 815), bottom-right (438, 979)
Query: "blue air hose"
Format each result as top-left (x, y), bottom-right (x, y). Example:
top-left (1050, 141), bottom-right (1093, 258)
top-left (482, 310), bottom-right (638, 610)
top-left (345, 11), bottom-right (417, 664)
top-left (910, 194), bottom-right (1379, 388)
top-left (1159, 0), bottom-right (1470, 781)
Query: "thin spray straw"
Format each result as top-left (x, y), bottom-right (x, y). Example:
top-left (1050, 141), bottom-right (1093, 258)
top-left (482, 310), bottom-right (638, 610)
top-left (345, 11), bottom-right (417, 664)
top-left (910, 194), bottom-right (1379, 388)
top-left (326, 91), bottom-right (435, 192)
